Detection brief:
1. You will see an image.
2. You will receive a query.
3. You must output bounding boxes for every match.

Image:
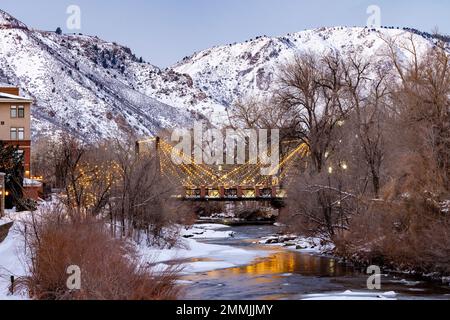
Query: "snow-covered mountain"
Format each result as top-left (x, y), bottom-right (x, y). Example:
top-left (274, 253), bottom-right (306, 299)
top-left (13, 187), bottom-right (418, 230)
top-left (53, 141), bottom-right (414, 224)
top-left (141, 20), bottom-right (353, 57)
top-left (1, 9), bottom-right (447, 141)
top-left (0, 10), bottom-right (214, 141)
top-left (174, 26), bottom-right (448, 113)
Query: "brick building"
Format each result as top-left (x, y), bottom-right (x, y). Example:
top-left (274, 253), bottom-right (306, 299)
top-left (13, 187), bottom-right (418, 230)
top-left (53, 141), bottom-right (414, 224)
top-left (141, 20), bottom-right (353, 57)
top-left (0, 86), bottom-right (33, 177)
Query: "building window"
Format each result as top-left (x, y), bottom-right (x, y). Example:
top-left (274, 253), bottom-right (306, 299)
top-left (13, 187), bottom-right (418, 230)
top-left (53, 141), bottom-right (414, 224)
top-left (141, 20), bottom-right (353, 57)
top-left (10, 106), bottom-right (17, 118)
top-left (18, 128), bottom-right (25, 140)
top-left (10, 128), bottom-right (25, 140)
top-left (10, 127), bottom-right (17, 140)
top-left (18, 106), bottom-right (25, 118)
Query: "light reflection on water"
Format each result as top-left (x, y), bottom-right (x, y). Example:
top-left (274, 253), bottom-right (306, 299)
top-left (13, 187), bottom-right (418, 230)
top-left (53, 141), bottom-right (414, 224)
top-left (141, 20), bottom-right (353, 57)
top-left (206, 251), bottom-right (351, 278)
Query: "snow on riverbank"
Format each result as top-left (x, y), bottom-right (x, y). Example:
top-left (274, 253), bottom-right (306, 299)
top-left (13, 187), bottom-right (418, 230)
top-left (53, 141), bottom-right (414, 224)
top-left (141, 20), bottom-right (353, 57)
top-left (258, 233), bottom-right (335, 254)
top-left (301, 290), bottom-right (398, 300)
top-left (180, 224), bottom-right (236, 239)
top-left (0, 211), bottom-right (28, 300)
top-left (138, 224), bottom-right (269, 275)
top-left (0, 217), bottom-right (12, 228)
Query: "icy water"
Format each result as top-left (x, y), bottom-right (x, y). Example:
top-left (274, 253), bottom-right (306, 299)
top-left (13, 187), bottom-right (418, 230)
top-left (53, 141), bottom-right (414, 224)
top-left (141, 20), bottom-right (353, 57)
top-left (181, 225), bottom-right (450, 300)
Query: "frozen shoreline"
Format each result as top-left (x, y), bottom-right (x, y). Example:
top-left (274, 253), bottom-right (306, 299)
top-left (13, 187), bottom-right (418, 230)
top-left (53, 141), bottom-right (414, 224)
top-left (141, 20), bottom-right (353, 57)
top-left (137, 224), bottom-right (270, 275)
top-left (301, 290), bottom-right (398, 300)
top-left (257, 233), bottom-right (335, 254)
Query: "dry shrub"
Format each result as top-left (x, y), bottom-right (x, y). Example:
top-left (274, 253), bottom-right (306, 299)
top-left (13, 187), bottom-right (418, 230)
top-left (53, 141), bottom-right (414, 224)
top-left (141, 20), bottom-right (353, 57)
top-left (283, 169), bottom-right (358, 240)
top-left (339, 41), bottom-right (450, 275)
top-left (337, 198), bottom-right (450, 274)
top-left (336, 153), bottom-right (450, 274)
top-left (19, 207), bottom-right (181, 300)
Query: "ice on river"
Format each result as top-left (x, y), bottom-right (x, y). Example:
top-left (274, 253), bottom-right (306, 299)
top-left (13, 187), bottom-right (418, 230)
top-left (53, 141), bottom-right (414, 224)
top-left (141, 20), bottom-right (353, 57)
top-left (301, 290), bottom-right (398, 300)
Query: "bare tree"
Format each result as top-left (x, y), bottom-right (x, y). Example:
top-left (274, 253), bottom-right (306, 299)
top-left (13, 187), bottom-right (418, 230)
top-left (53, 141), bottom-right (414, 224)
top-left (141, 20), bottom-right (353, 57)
top-left (108, 138), bottom-right (193, 247)
top-left (385, 35), bottom-right (450, 192)
top-left (334, 35), bottom-right (450, 274)
top-left (343, 56), bottom-right (390, 197)
top-left (274, 51), bottom-right (351, 173)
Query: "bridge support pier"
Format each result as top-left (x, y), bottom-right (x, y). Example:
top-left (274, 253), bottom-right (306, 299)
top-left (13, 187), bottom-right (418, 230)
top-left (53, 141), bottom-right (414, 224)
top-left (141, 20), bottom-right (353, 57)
top-left (200, 186), bottom-right (207, 198)
top-left (237, 186), bottom-right (243, 198)
top-left (219, 186), bottom-right (225, 198)
top-left (255, 186), bottom-right (261, 198)
top-left (271, 186), bottom-right (277, 198)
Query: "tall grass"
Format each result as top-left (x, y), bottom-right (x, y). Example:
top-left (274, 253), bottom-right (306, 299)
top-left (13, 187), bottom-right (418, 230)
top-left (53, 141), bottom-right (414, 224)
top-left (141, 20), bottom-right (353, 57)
top-left (18, 206), bottom-right (181, 300)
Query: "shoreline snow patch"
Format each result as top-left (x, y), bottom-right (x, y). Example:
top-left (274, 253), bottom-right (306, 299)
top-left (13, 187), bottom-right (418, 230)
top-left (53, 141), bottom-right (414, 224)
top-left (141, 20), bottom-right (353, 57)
top-left (0, 220), bottom-right (28, 300)
top-left (138, 224), bottom-right (269, 275)
top-left (301, 290), bottom-right (398, 300)
top-left (258, 234), bottom-right (335, 254)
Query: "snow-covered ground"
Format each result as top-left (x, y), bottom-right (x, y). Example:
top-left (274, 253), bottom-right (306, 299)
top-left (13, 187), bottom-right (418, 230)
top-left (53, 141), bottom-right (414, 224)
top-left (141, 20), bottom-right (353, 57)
top-left (0, 217), bottom-right (12, 228)
top-left (138, 224), bottom-right (269, 275)
top-left (0, 211), bottom-right (29, 300)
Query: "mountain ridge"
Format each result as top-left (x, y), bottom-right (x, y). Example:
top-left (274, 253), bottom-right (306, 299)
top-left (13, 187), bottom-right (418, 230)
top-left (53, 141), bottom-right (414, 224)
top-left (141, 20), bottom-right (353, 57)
top-left (0, 9), bottom-right (212, 141)
top-left (1, 9), bottom-right (448, 141)
top-left (173, 26), bottom-right (449, 114)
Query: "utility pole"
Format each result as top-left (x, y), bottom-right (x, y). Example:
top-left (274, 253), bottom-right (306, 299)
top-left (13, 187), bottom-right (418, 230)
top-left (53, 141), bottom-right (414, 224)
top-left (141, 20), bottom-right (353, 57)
top-left (155, 137), bottom-right (161, 175)
top-left (0, 173), bottom-right (5, 218)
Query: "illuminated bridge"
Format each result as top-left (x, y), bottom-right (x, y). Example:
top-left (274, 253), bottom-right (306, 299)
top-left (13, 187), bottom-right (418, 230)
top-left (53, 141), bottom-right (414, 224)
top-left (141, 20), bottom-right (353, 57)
top-left (136, 137), bottom-right (308, 202)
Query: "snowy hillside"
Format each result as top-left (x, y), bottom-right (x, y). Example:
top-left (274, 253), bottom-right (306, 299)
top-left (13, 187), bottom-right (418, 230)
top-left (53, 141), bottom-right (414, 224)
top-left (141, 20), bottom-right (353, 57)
top-left (1, 9), bottom-right (447, 140)
top-left (174, 26), bottom-right (448, 113)
top-left (0, 10), bottom-right (214, 141)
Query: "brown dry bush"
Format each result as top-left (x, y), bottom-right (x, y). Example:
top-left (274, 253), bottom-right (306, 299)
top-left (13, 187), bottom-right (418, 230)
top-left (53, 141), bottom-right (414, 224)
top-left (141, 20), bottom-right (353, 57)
top-left (283, 168), bottom-right (358, 240)
top-left (337, 197), bottom-right (450, 274)
top-left (18, 206), bottom-right (181, 300)
top-left (336, 150), bottom-right (450, 274)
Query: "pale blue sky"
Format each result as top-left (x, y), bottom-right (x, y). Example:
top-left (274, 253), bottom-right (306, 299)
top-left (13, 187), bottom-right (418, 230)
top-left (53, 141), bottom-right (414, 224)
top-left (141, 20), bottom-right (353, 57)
top-left (1, 0), bottom-right (449, 67)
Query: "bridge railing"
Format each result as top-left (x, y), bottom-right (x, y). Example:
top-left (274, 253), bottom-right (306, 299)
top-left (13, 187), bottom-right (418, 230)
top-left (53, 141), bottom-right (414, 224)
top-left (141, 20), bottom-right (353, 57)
top-left (182, 186), bottom-right (285, 201)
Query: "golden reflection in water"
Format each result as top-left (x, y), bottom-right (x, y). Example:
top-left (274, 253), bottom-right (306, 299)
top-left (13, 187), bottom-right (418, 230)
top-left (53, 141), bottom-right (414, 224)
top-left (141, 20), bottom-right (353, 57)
top-left (205, 252), bottom-right (342, 279)
top-left (329, 259), bottom-right (336, 274)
